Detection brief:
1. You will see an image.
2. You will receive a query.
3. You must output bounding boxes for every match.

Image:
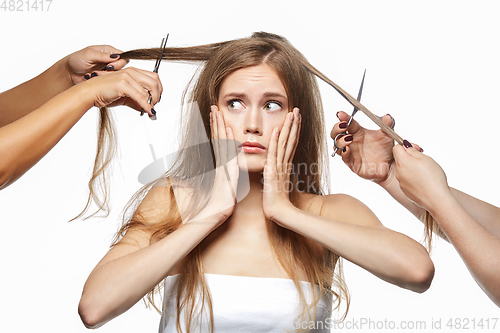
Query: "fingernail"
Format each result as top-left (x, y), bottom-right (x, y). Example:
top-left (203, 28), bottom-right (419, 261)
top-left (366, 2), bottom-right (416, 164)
top-left (345, 135), bottom-right (353, 142)
top-left (343, 147), bottom-right (346, 153)
top-left (403, 140), bottom-right (413, 148)
top-left (91, 72), bottom-right (98, 78)
top-left (151, 109), bottom-right (156, 115)
top-left (105, 65), bottom-right (115, 71)
top-left (110, 54), bottom-right (120, 59)
top-left (158, 95), bottom-right (162, 103)
top-left (419, 147), bottom-right (424, 152)
top-left (336, 112), bottom-right (340, 119)
top-left (84, 74), bottom-right (90, 80)
top-left (150, 115), bottom-right (157, 121)
top-left (339, 122), bottom-right (348, 129)
top-left (141, 108), bottom-right (145, 116)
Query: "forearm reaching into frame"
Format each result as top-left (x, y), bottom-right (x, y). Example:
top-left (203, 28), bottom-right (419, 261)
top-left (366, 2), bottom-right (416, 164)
top-left (429, 192), bottom-right (500, 306)
top-left (393, 144), bottom-right (500, 306)
top-left (0, 45), bottom-right (127, 127)
top-left (330, 111), bottom-right (500, 241)
top-left (379, 152), bottom-right (500, 242)
top-left (0, 68), bottom-right (161, 190)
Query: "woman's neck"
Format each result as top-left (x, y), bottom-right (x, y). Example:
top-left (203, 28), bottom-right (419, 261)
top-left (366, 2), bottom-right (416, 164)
top-left (231, 171), bottom-right (265, 222)
top-left (238, 170), bottom-right (264, 203)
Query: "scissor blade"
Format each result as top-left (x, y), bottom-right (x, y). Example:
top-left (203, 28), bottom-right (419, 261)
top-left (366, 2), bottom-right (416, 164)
top-left (154, 34), bottom-right (169, 73)
top-left (348, 69), bottom-right (366, 125)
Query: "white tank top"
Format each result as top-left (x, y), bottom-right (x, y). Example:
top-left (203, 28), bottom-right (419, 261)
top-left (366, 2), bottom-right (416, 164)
top-left (158, 273), bottom-right (333, 333)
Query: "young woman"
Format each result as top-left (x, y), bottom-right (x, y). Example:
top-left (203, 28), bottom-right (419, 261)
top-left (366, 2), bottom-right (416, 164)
top-left (78, 33), bottom-right (434, 332)
top-left (0, 45), bottom-right (161, 190)
top-left (331, 110), bottom-right (500, 307)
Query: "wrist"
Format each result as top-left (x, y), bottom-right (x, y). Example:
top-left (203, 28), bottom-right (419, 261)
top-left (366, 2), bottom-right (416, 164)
top-left (267, 200), bottom-right (298, 226)
top-left (188, 205), bottom-right (232, 227)
top-left (45, 58), bottom-right (75, 92)
top-left (57, 81), bottom-right (97, 115)
top-left (374, 162), bottom-right (396, 190)
top-left (423, 187), bottom-right (455, 217)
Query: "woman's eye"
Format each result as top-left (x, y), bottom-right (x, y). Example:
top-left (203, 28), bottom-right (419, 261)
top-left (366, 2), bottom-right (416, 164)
top-left (228, 100), bottom-right (244, 110)
top-left (264, 101), bottom-right (282, 112)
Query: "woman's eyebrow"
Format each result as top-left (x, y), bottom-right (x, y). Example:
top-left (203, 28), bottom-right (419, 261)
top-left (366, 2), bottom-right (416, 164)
top-left (222, 92), bottom-right (247, 99)
top-left (262, 92), bottom-right (287, 99)
top-left (221, 92), bottom-right (287, 99)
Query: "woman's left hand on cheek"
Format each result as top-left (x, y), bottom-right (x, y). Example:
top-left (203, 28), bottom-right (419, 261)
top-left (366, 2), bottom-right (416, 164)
top-left (262, 108), bottom-right (301, 222)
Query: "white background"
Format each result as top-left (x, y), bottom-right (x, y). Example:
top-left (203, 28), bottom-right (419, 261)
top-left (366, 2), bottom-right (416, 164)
top-left (0, 0), bottom-right (499, 332)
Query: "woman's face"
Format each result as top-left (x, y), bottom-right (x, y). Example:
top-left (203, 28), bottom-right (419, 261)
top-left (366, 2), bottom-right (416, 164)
top-left (217, 64), bottom-right (290, 172)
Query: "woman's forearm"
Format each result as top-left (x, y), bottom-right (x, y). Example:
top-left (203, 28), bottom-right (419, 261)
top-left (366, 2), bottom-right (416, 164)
top-left (379, 174), bottom-right (499, 241)
top-left (0, 59), bottom-right (73, 127)
top-left (450, 188), bottom-right (500, 239)
top-left (0, 82), bottom-right (92, 190)
top-left (378, 172), bottom-right (426, 219)
top-left (274, 203), bottom-right (434, 293)
top-left (427, 193), bottom-right (500, 306)
top-left (79, 216), bottom-right (221, 329)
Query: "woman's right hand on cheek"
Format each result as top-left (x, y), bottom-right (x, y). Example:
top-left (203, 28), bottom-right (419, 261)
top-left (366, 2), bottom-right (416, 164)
top-left (330, 111), bottom-right (395, 184)
top-left (393, 144), bottom-right (451, 211)
top-left (81, 67), bottom-right (162, 118)
top-left (201, 105), bottom-right (239, 223)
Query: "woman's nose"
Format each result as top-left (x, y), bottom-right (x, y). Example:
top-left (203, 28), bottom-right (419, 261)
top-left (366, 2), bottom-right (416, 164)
top-left (244, 107), bottom-right (262, 134)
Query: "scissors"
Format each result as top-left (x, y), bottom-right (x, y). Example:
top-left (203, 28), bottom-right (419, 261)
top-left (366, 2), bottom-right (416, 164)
top-left (141, 34), bottom-right (169, 117)
top-left (332, 69), bottom-right (366, 157)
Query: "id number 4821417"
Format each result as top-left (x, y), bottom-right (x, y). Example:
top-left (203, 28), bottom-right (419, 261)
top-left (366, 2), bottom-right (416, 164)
top-left (1, 0), bottom-right (52, 11)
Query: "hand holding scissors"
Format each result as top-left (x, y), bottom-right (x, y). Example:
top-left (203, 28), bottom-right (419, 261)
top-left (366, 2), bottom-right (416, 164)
top-left (140, 34), bottom-right (169, 119)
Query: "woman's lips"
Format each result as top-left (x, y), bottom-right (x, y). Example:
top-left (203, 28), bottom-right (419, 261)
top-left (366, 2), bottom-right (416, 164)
top-left (242, 146), bottom-right (266, 153)
top-left (241, 141), bottom-right (266, 153)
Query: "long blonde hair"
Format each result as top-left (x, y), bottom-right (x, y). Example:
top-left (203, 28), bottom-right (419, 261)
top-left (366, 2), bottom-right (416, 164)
top-left (80, 32), bottom-right (456, 332)
top-left (95, 32), bottom-right (348, 332)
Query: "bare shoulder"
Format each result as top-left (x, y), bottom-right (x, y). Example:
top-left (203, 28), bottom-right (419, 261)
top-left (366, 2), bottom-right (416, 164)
top-left (93, 177), bottom-right (188, 271)
top-left (116, 177), bottom-right (189, 247)
top-left (298, 192), bottom-right (383, 228)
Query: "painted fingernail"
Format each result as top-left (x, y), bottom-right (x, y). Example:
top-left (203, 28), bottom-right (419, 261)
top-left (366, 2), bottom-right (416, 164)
top-left (419, 147), bottom-right (424, 152)
top-left (151, 109), bottom-right (156, 115)
top-left (345, 135), bottom-right (353, 142)
top-left (84, 74), bottom-right (90, 80)
top-left (158, 95), bottom-right (162, 103)
top-left (343, 147), bottom-right (346, 153)
top-left (141, 108), bottom-right (145, 116)
top-left (150, 115), bottom-right (157, 121)
top-left (403, 140), bottom-right (413, 148)
top-left (336, 112), bottom-right (340, 119)
top-left (339, 122), bottom-right (348, 129)
top-left (105, 65), bottom-right (115, 71)
top-left (91, 72), bottom-right (98, 78)
top-left (110, 54), bottom-right (120, 59)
